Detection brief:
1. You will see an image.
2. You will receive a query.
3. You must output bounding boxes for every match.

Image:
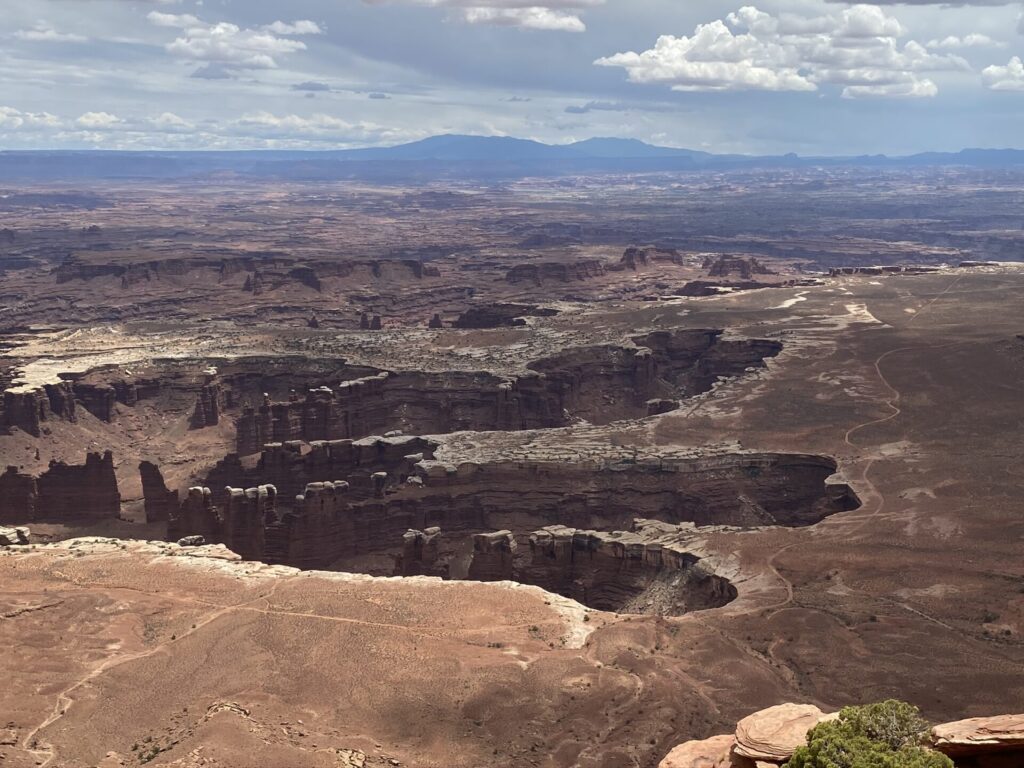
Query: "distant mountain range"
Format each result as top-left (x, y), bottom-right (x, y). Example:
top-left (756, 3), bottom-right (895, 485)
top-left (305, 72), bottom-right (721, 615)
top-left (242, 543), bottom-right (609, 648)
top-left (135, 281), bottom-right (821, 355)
top-left (2, 134), bottom-right (1024, 181)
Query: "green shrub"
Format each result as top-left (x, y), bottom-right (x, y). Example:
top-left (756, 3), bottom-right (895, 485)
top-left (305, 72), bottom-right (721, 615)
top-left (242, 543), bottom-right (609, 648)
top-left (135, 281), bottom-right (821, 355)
top-left (784, 700), bottom-right (952, 768)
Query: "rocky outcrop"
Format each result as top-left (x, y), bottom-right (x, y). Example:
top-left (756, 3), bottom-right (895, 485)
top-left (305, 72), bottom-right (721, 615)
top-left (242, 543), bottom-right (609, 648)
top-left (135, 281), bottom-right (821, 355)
top-left (72, 382), bottom-right (117, 422)
top-left (251, 436), bottom-right (435, 504)
top-left (467, 531), bottom-right (517, 582)
top-left (828, 265), bottom-right (942, 277)
top-left (1, 452), bottom-right (120, 522)
top-left (171, 487), bottom-right (220, 544)
top-left (235, 373), bottom-right (396, 455)
top-left (452, 303), bottom-right (558, 329)
top-left (505, 260), bottom-right (605, 285)
top-left (0, 466), bottom-right (37, 523)
top-left (733, 703), bottom-right (837, 762)
top-left (4, 382), bottom-right (77, 436)
top-left (658, 703), bottom-right (836, 768)
top-left (36, 451), bottom-right (121, 520)
top-left (55, 254), bottom-right (429, 290)
top-left (170, 447), bottom-right (857, 576)
top-left (139, 461), bottom-right (178, 523)
top-left (4, 329), bottom-right (780, 463)
top-left (660, 707), bottom-right (1024, 768)
top-left (191, 382), bottom-right (223, 428)
top-left (524, 522), bottom-right (736, 614)
top-left (657, 734), bottom-right (734, 768)
top-left (932, 714), bottom-right (1024, 765)
top-left (703, 254), bottom-right (774, 279)
top-left (675, 280), bottom-right (774, 297)
top-left (619, 247), bottom-right (684, 270)
top-left (0, 526), bottom-right (30, 546)
top-left (399, 527), bottom-right (443, 576)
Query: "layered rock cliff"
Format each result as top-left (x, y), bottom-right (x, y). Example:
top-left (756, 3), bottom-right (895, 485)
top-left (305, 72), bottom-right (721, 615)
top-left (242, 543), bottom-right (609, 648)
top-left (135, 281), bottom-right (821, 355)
top-left (0, 451), bottom-right (120, 522)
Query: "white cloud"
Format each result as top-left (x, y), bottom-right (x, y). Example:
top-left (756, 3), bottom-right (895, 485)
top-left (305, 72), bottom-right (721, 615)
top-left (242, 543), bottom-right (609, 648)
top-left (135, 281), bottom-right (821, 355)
top-left (0, 106), bottom-right (61, 130)
top-left (166, 23), bottom-right (307, 69)
top-left (147, 12), bottom-right (202, 28)
top-left (461, 8), bottom-right (586, 32)
top-left (596, 4), bottom-right (967, 97)
top-left (76, 111), bottom-right (123, 129)
top-left (14, 23), bottom-right (88, 43)
top-left (364, 0), bottom-right (604, 32)
top-left (147, 13), bottom-right (310, 71)
top-left (927, 33), bottom-right (1004, 49)
top-left (147, 112), bottom-right (194, 131)
top-left (262, 20), bottom-right (324, 35)
top-left (842, 79), bottom-right (937, 98)
top-left (982, 55), bottom-right (1024, 90)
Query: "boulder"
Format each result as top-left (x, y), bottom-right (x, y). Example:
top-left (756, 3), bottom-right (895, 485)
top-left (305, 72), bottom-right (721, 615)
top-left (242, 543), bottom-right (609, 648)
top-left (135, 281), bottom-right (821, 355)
top-left (658, 734), bottom-right (735, 768)
top-left (931, 714), bottom-right (1024, 756)
top-left (0, 526), bottom-right (30, 546)
top-left (733, 703), bottom-right (836, 763)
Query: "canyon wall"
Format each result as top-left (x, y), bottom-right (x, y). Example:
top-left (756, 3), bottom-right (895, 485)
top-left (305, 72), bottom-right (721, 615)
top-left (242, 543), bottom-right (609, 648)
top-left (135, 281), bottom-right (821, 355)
top-left (229, 329), bottom-right (782, 454)
top-left (0, 451), bottom-right (120, 523)
top-left (164, 451), bottom-right (858, 573)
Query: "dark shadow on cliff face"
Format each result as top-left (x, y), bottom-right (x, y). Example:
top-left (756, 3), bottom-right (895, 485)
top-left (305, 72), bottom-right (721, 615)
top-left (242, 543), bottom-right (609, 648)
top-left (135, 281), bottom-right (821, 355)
top-left (396, 525), bottom-right (739, 616)
top-left (163, 450), bottom-right (857, 616)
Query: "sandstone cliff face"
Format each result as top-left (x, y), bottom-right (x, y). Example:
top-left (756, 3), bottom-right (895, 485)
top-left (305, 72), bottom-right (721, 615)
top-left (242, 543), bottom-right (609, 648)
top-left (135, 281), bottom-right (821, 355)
top-left (53, 254), bottom-right (429, 290)
top-left (452, 303), bottom-right (558, 329)
top-left (227, 330), bottom-right (783, 455)
top-left (932, 715), bottom-right (1024, 767)
top-left (191, 382), bottom-right (223, 428)
top-left (524, 523), bottom-right (736, 614)
top-left (37, 450), bottom-right (121, 520)
top-left (408, 453), bottom-right (856, 532)
top-left (72, 382), bottom-right (118, 422)
top-left (398, 527), bottom-right (444, 576)
top-left (3, 382), bottom-right (77, 436)
top-left (0, 466), bottom-right (37, 523)
top-left (139, 461), bottom-right (178, 523)
top-left (164, 449), bottom-right (856, 578)
top-left (0, 451), bottom-right (120, 522)
top-left (466, 531), bottom-right (518, 582)
top-left (703, 254), bottom-right (775, 279)
top-left (619, 246), bottom-right (685, 270)
top-left (505, 260), bottom-right (606, 285)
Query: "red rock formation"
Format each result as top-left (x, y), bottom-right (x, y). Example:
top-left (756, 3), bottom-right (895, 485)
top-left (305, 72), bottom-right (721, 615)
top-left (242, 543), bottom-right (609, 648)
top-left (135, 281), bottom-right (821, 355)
top-left (0, 466), bottom-right (37, 523)
top-left (467, 531), bottom-right (517, 582)
top-left (657, 734), bottom-right (734, 768)
top-left (139, 461), bottom-right (178, 523)
top-left (1, 452), bottom-right (120, 521)
top-left (524, 524), bottom-right (735, 614)
top-left (191, 382), bottom-right (223, 428)
top-left (452, 303), bottom-right (557, 329)
top-left (36, 450), bottom-right (121, 520)
top-left (170, 487), bottom-right (220, 544)
top-left (219, 485), bottom-right (276, 561)
top-left (505, 260), bottom-right (606, 285)
top-left (0, 526), bottom-right (30, 546)
top-left (733, 703), bottom-right (837, 763)
top-left (619, 246), bottom-right (684, 270)
top-left (399, 527), bottom-right (443, 576)
top-left (72, 382), bottom-right (116, 421)
top-left (932, 714), bottom-right (1024, 766)
top-left (4, 382), bottom-right (78, 436)
top-left (703, 254), bottom-right (774, 279)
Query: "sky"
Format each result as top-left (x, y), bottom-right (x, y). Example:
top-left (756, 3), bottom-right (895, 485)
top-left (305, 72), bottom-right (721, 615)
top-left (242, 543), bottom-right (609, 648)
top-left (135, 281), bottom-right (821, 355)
top-left (0, 0), bottom-right (1022, 154)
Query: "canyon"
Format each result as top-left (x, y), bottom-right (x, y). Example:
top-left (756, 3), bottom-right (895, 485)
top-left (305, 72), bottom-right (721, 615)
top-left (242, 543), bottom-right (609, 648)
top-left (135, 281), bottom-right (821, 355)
top-left (0, 172), bottom-right (1022, 768)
